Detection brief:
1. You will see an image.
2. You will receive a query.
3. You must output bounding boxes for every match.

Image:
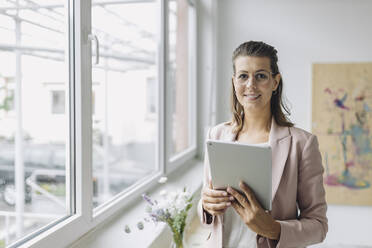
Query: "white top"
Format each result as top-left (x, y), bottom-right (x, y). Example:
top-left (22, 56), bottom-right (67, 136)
top-left (223, 141), bottom-right (269, 248)
top-left (223, 206), bottom-right (257, 248)
top-left (233, 141), bottom-right (269, 146)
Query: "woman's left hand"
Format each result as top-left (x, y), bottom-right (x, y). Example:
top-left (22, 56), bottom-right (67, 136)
top-left (227, 181), bottom-right (281, 240)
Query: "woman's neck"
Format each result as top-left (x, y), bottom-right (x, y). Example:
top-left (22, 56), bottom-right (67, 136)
top-left (241, 110), bottom-right (272, 134)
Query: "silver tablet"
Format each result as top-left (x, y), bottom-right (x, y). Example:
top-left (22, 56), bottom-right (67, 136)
top-left (206, 139), bottom-right (272, 211)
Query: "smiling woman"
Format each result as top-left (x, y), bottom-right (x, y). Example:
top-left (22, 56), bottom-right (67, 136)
top-left (232, 56), bottom-right (279, 121)
top-left (198, 41), bottom-right (328, 248)
top-left (230, 42), bottom-right (293, 137)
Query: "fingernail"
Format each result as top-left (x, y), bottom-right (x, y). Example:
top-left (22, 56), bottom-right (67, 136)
top-left (223, 192), bottom-right (228, 196)
top-left (227, 202), bottom-right (231, 206)
top-left (230, 196), bottom-right (234, 200)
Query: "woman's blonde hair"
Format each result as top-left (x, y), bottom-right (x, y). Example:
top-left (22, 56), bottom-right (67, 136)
top-left (228, 41), bottom-right (294, 134)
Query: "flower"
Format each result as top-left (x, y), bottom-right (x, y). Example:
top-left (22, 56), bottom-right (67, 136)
top-left (137, 221), bottom-right (144, 230)
top-left (125, 187), bottom-right (193, 248)
top-left (158, 176), bottom-right (168, 184)
top-left (142, 193), bottom-right (154, 206)
top-left (159, 189), bottom-right (167, 196)
top-left (124, 225), bottom-right (131, 233)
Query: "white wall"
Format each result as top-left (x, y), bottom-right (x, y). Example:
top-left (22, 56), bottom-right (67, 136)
top-left (215, 0), bottom-right (372, 246)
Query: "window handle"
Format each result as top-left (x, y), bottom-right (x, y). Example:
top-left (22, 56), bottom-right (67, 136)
top-left (88, 34), bottom-right (100, 65)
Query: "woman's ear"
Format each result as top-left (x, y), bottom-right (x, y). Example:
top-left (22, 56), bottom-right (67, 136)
top-left (273, 73), bottom-right (281, 91)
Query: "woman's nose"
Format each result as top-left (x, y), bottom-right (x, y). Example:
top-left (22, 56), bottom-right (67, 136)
top-left (245, 77), bottom-right (256, 88)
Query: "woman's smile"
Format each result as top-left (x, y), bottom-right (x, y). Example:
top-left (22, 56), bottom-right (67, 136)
top-left (243, 93), bottom-right (261, 101)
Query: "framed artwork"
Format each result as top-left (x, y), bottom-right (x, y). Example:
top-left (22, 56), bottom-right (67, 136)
top-left (312, 63), bottom-right (372, 205)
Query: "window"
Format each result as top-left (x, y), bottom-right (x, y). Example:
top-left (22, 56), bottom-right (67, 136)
top-left (167, 0), bottom-right (197, 166)
top-left (0, 0), bottom-right (71, 246)
top-left (0, 0), bottom-right (197, 247)
top-left (91, 0), bottom-right (159, 209)
top-left (51, 90), bottom-right (65, 114)
top-left (0, 77), bottom-right (15, 113)
top-left (146, 77), bottom-right (157, 118)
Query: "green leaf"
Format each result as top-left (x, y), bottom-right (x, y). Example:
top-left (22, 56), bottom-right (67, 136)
top-left (185, 203), bottom-right (192, 212)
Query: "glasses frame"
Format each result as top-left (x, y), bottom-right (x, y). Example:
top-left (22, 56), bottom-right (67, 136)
top-left (233, 70), bottom-right (276, 86)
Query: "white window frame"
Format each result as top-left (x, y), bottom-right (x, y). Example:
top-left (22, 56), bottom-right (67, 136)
top-left (7, 0), bottom-right (197, 247)
top-left (91, 0), bottom-right (165, 218)
top-left (165, 0), bottom-right (197, 175)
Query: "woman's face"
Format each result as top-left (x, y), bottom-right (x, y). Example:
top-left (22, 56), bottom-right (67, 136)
top-left (232, 56), bottom-right (280, 114)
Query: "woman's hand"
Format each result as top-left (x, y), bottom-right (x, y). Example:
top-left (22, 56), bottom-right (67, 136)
top-left (227, 181), bottom-right (281, 240)
top-left (202, 179), bottom-right (234, 216)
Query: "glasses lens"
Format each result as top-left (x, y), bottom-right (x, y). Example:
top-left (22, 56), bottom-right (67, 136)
top-left (235, 71), bottom-right (271, 85)
top-left (255, 71), bottom-right (270, 83)
top-left (236, 73), bottom-right (247, 85)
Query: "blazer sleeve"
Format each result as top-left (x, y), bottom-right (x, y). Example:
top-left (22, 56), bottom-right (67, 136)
top-left (197, 127), bottom-right (216, 227)
top-left (272, 134), bottom-right (328, 248)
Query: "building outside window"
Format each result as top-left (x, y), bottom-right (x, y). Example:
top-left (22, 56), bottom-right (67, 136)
top-left (51, 90), bottom-right (65, 114)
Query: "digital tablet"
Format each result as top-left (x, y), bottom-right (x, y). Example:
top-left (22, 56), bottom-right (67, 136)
top-left (206, 139), bottom-right (272, 210)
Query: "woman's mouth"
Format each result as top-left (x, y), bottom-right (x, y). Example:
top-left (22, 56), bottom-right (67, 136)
top-left (243, 94), bottom-right (261, 100)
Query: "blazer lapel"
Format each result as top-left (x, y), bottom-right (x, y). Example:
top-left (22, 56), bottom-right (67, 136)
top-left (269, 118), bottom-right (291, 202)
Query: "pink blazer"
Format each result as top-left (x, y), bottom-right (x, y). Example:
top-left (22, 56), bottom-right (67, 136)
top-left (197, 117), bottom-right (328, 248)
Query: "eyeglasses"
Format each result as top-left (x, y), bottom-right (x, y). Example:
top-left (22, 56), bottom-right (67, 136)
top-left (234, 70), bottom-right (274, 86)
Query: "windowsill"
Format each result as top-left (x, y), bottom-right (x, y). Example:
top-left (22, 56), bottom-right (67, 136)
top-left (69, 158), bottom-right (204, 248)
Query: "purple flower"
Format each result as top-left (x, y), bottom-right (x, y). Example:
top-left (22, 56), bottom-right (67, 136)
top-left (142, 193), bottom-right (154, 206)
top-left (164, 211), bottom-right (171, 219)
top-left (150, 213), bottom-right (159, 222)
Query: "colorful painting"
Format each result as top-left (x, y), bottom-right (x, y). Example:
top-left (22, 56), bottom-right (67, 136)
top-left (312, 63), bottom-right (372, 206)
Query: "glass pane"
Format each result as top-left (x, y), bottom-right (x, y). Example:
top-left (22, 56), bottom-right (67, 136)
top-left (168, 0), bottom-right (193, 157)
top-left (91, 0), bottom-right (158, 208)
top-left (0, 1), bottom-right (70, 246)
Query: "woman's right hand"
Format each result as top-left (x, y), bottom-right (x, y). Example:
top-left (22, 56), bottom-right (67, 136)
top-left (202, 179), bottom-right (234, 216)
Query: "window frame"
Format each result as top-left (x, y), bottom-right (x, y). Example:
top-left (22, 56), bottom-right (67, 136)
top-left (165, 0), bottom-right (197, 175)
top-left (6, 0), bottom-right (197, 247)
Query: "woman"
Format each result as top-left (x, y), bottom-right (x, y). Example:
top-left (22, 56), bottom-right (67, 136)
top-left (197, 41), bottom-right (328, 248)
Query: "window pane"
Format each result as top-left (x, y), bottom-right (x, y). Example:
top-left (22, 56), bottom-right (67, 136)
top-left (91, 1), bottom-right (159, 208)
top-left (51, 90), bottom-right (65, 114)
top-left (168, 0), bottom-right (195, 157)
top-left (0, 1), bottom-right (70, 246)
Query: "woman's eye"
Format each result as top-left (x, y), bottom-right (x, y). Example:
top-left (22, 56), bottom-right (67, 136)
top-left (239, 74), bottom-right (248, 79)
top-left (256, 73), bottom-right (268, 80)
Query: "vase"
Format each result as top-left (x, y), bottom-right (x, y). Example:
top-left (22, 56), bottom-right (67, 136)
top-left (169, 231), bottom-right (185, 248)
top-left (170, 239), bottom-right (185, 248)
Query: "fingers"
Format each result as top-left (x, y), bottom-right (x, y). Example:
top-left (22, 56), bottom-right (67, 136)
top-left (202, 182), bottom-right (233, 216)
top-left (204, 202), bottom-right (231, 210)
top-left (203, 187), bottom-right (228, 198)
top-left (203, 201), bottom-right (231, 216)
top-left (239, 181), bottom-right (260, 210)
top-left (231, 200), bottom-right (244, 216)
top-left (202, 188), bottom-right (233, 208)
top-left (203, 195), bottom-right (233, 204)
top-left (227, 186), bottom-right (249, 208)
top-left (208, 179), bottom-right (213, 189)
top-left (202, 180), bottom-right (242, 216)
